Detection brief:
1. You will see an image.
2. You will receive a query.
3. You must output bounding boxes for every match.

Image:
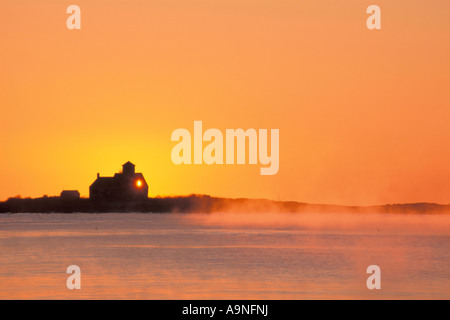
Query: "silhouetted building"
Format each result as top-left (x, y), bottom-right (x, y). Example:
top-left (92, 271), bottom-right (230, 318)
top-left (60, 190), bottom-right (80, 200)
top-left (89, 162), bottom-right (148, 201)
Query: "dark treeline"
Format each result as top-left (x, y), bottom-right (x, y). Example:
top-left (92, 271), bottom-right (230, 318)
top-left (0, 195), bottom-right (449, 214)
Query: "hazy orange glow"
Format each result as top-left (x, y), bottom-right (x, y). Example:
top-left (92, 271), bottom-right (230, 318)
top-left (1, 212), bottom-right (449, 299)
top-left (136, 180), bottom-right (142, 187)
top-left (0, 1), bottom-right (449, 205)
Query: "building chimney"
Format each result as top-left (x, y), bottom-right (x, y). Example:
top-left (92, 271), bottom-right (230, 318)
top-left (97, 173), bottom-right (100, 178)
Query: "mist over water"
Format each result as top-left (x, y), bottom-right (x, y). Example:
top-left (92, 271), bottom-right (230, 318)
top-left (183, 212), bottom-right (450, 236)
top-left (0, 212), bottom-right (449, 299)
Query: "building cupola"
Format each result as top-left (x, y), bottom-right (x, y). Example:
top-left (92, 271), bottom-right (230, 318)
top-left (122, 161), bottom-right (135, 176)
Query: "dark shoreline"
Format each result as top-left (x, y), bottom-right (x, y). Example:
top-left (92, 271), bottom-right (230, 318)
top-left (0, 195), bottom-right (449, 214)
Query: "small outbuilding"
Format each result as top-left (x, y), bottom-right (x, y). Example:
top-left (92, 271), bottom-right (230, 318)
top-left (60, 190), bottom-right (80, 201)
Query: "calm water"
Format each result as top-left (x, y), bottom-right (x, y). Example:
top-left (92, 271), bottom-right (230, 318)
top-left (0, 212), bottom-right (449, 299)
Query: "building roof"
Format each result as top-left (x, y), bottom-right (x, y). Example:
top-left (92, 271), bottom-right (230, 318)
top-left (60, 190), bottom-right (80, 195)
top-left (89, 177), bottom-right (115, 189)
top-left (90, 173), bottom-right (148, 188)
top-left (122, 161), bottom-right (135, 166)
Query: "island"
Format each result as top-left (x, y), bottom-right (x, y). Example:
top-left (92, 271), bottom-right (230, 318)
top-left (1, 161), bottom-right (449, 214)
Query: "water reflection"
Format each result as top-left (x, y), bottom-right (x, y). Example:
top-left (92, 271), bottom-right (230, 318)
top-left (0, 213), bottom-right (449, 299)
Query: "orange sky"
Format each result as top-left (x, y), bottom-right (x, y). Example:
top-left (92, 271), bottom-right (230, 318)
top-left (1, 0), bottom-right (449, 205)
